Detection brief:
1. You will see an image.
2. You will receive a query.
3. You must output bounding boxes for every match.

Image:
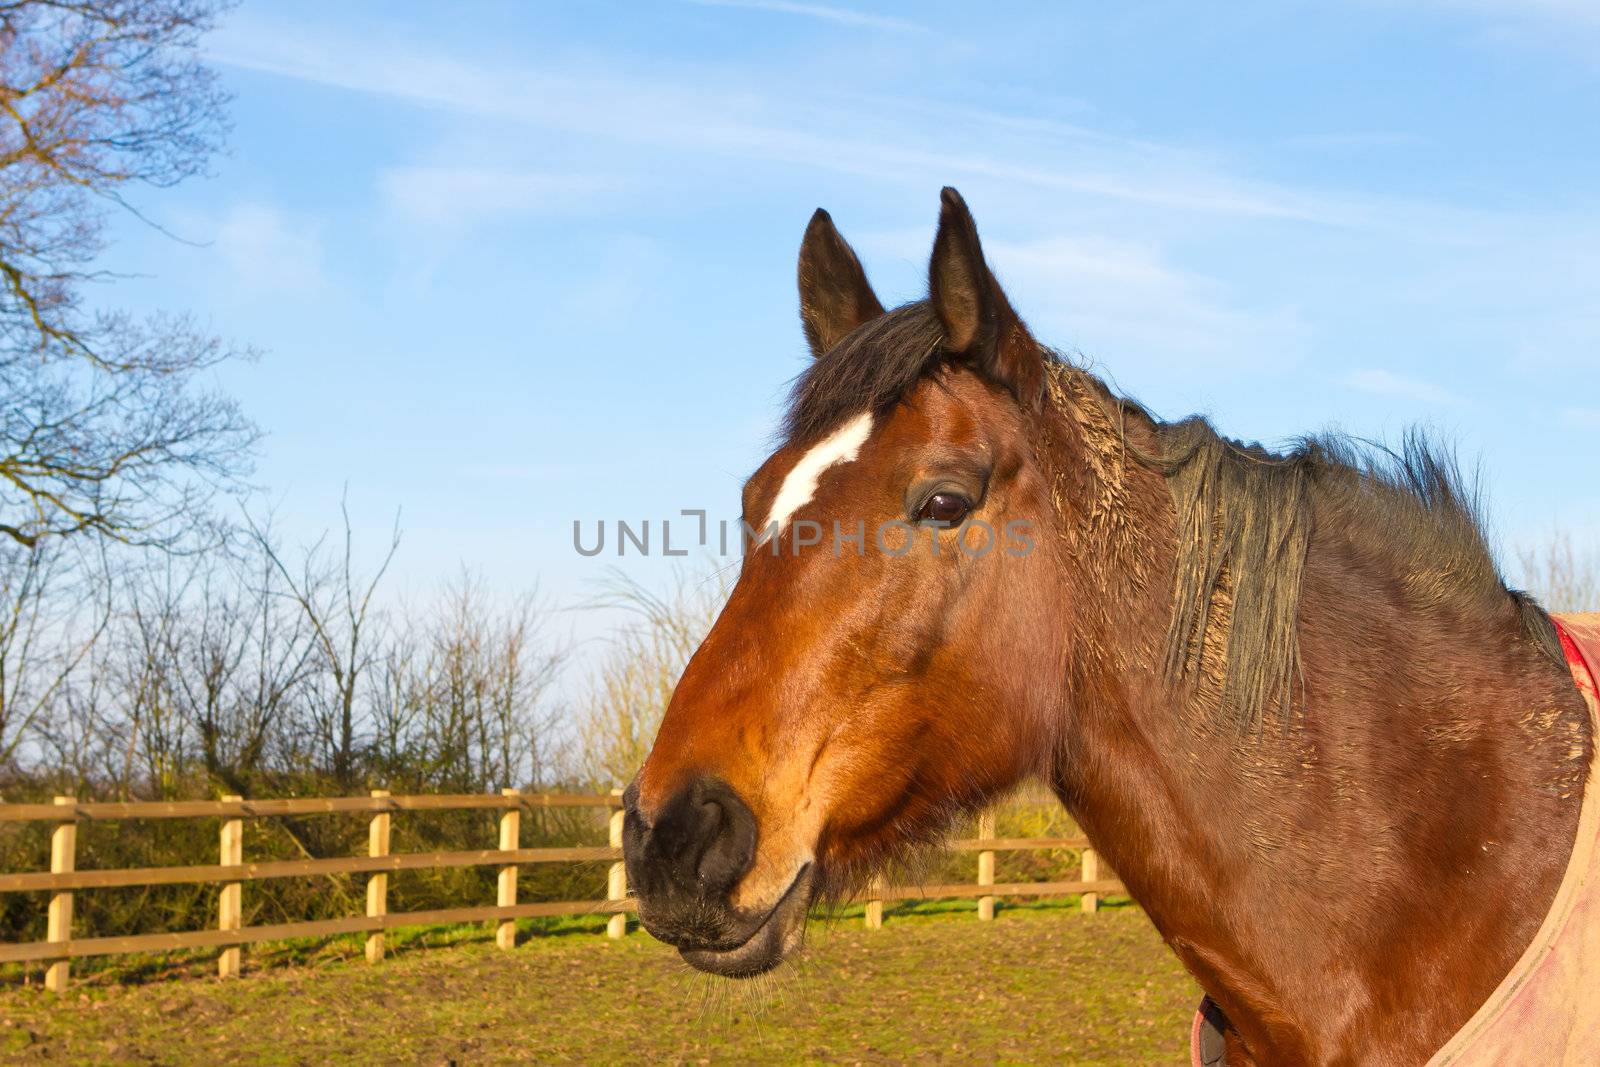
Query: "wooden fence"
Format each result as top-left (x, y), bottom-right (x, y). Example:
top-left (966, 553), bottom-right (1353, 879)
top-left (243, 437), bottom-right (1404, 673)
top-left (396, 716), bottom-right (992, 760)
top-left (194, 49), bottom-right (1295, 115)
top-left (0, 791), bottom-right (1123, 992)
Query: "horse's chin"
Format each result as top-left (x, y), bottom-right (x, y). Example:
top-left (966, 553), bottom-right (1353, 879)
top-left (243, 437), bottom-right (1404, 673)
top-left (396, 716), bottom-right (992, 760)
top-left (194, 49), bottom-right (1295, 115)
top-left (678, 864), bottom-right (814, 978)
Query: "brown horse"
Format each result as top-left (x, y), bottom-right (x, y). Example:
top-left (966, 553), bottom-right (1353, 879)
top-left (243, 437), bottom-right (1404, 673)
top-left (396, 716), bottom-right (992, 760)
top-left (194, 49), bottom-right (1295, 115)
top-left (620, 188), bottom-right (1594, 1065)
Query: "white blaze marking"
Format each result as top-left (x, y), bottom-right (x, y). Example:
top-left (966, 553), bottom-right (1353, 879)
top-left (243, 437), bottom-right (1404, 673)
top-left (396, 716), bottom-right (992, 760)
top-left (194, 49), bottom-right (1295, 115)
top-left (760, 412), bottom-right (873, 539)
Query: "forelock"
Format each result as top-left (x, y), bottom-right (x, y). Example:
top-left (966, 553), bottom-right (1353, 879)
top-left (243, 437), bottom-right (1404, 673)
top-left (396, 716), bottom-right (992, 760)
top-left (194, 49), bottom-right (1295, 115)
top-left (782, 302), bottom-right (947, 446)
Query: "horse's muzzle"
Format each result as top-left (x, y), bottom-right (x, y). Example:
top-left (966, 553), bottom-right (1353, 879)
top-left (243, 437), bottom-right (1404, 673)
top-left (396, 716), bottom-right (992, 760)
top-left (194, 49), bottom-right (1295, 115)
top-left (622, 777), bottom-right (810, 976)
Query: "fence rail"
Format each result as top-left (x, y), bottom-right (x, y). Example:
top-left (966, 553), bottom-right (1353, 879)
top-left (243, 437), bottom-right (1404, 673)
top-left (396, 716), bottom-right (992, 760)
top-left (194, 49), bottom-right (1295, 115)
top-left (0, 790), bottom-right (1121, 991)
top-left (0, 792), bottom-right (618, 823)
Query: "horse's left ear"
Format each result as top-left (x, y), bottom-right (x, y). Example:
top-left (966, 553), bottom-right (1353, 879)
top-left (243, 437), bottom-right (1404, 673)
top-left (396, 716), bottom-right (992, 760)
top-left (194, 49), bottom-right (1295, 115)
top-left (928, 187), bottom-right (1045, 407)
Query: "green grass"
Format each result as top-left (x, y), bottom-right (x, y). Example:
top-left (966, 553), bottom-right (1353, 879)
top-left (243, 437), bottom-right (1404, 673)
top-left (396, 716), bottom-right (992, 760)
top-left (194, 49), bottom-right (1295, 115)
top-left (0, 900), bottom-right (1200, 1065)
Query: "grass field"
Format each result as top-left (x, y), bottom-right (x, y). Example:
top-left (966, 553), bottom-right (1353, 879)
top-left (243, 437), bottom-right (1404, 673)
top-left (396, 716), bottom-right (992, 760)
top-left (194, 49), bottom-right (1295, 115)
top-left (0, 901), bottom-right (1199, 1065)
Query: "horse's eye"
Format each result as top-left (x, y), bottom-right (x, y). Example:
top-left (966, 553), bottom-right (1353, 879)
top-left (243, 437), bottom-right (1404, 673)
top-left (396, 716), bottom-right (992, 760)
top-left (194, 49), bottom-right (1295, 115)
top-left (917, 491), bottom-right (971, 526)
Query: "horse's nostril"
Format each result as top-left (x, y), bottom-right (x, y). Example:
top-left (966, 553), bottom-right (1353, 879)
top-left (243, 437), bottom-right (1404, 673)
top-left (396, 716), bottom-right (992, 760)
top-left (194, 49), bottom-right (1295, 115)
top-left (633, 777), bottom-right (757, 905)
top-left (691, 782), bottom-right (756, 894)
top-left (621, 779), bottom-right (643, 823)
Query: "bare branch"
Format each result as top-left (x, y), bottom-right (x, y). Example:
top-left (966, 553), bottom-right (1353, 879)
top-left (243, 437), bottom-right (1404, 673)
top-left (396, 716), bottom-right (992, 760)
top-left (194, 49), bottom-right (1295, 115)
top-left (0, 1), bottom-right (251, 548)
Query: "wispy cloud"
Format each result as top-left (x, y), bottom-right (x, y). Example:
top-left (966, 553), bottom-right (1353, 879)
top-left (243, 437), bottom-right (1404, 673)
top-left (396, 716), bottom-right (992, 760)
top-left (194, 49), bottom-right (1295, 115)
top-left (1560, 406), bottom-right (1600, 429)
top-left (209, 16), bottom-right (1376, 227)
top-left (205, 10), bottom-right (1600, 386)
top-left (682, 0), bottom-right (925, 33)
top-left (1410, 0), bottom-right (1600, 29)
top-left (997, 236), bottom-right (1310, 366)
top-left (214, 202), bottom-right (324, 293)
top-left (378, 167), bottom-right (628, 228)
top-left (1342, 368), bottom-right (1468, 408)
top-left (1281, 131), bottom-right (1425, 151)
top-left (856, 227), bottom-right (1303, 367)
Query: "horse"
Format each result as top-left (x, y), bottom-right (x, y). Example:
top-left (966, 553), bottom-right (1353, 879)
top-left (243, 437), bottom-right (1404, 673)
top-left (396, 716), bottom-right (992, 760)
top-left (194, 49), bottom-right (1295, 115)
top-left (619, 187), bottom-right (1600, 1065)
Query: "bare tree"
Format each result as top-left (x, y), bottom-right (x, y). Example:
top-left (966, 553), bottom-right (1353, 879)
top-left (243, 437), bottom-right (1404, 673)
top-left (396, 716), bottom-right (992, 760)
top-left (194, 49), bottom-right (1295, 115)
top-left (368, 573), bottom-right (563, 792)
top-left (1520, 531), bottom-right (1600, 614)
top-left (228, 538), bottom-right (317, 785)
top-left (249, 500), bottom-right (400, 789)
top-left (0, 537), bottom-right (105, 764)
top-left (578, 566), bottom-right (727, 788)
top-left (0, 0), bottom-right (255, 547)
top-left (166, 549), bottom-right (315, 793)
top-left (116, 555), bottom-right (193, 796)
top-left (433, 574), bottom-right (560, 790)
top-left (483, 590), bottom-right (563, 789)
top-left (368, 623), bottom-right (421, 781)
top-left (4, 495), bottom-right (572, 802)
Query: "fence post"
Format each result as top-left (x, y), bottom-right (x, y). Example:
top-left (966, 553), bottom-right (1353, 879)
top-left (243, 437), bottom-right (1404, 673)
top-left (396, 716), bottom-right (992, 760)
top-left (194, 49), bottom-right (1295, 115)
top-left (365, 789), bottom-right (392, 963)
top-left (977, 809), bottom-right (996, 921)
top-left (45, 796), bottom-right (76, 993)
top-left (606, 788), bottom-right (627, 939)
top-left (864, 876), bottom-right (885, 929)
top-left (497, 788), bottom-right (520, 950)
top-left (1081, 843), bottom-right (1100, 913)
top-left (218, 795), bottom-right (244, 978)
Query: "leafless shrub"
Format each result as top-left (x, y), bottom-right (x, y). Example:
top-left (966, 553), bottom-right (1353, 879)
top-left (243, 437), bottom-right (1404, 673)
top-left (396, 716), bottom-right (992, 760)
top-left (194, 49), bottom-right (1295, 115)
top-left (1519, 531), bottom-right (1600, 614)
top-left (577, 565), bottom-right (730, 789)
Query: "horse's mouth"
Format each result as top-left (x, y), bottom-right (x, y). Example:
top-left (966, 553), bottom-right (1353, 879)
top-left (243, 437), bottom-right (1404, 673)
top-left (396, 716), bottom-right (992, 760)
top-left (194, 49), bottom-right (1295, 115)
top-left (677, 864), bottom-right (815, 978)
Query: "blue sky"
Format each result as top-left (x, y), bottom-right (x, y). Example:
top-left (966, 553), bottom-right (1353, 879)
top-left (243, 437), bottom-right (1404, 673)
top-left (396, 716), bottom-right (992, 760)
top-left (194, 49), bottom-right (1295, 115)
top-left (106, 0), bottom-right (1600, 661)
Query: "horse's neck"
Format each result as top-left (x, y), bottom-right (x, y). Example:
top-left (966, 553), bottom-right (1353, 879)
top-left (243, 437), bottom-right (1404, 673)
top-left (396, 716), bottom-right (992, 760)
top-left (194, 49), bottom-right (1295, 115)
top-left (1057, 530), bottom-right (1589, 1064)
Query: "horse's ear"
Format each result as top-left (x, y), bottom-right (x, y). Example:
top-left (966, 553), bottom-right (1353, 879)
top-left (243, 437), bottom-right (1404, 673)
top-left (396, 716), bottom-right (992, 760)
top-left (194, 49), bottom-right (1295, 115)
top-left (798, 208), bottom-right (885, 358)
top-left (928, 187), bottom-right (1044, 407)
